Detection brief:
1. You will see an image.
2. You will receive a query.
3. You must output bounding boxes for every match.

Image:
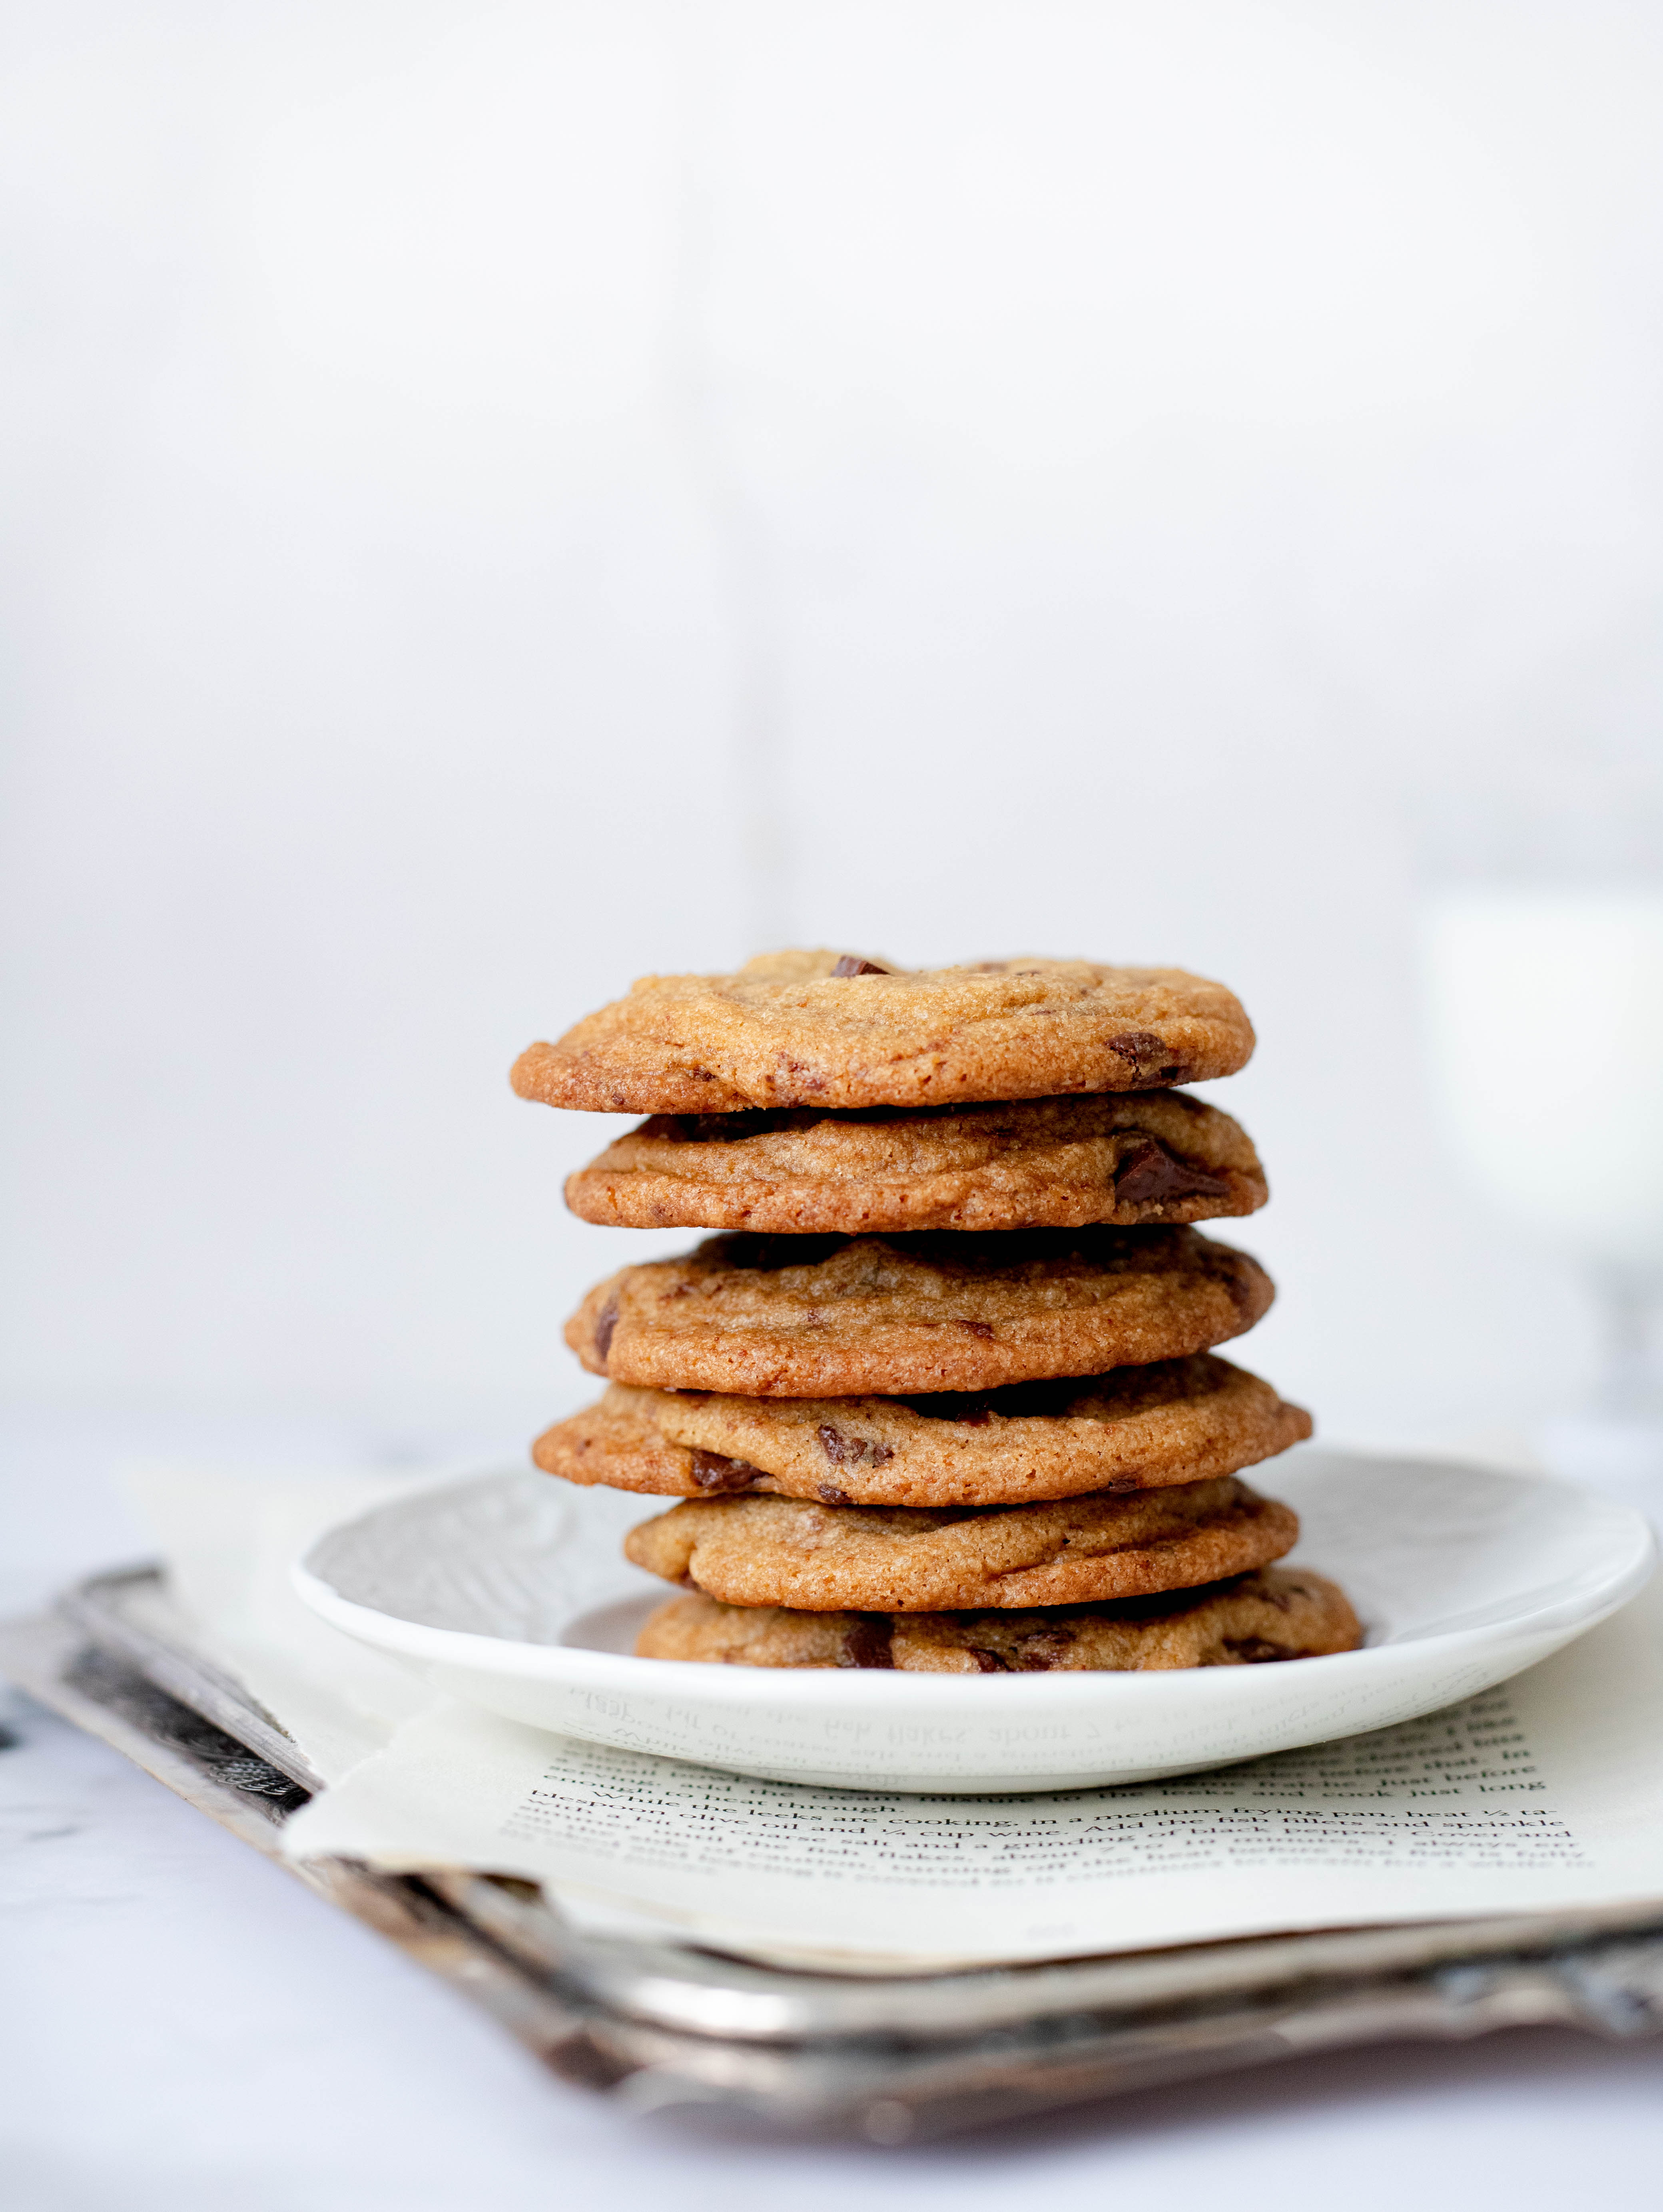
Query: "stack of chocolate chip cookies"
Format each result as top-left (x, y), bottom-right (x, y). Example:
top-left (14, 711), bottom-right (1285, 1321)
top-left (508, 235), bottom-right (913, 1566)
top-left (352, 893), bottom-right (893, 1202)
top-left (515, 951), bottom-right (1361, 1675)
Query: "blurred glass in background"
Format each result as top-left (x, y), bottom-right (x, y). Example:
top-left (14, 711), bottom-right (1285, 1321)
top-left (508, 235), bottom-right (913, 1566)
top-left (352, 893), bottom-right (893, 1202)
top-left (1419, 775), bottom-right (1663, 1498)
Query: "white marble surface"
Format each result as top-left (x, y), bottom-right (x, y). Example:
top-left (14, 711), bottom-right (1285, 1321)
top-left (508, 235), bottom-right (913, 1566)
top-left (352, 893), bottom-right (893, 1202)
top-left (6, 1410), bottom-right (1663, 2211)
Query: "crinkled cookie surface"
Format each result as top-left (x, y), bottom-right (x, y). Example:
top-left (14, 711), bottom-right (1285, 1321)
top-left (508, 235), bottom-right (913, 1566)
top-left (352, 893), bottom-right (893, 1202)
top-left (534, 1355), bottom-right (1311, 1507)
top-left (622, 1475), bottom-right (1296, 1610)
top-left (564, 1089), bottom-right (1266, 1234)
top-left (514, 950), bottom-right (1254, 1114)
top-left (566, 1225), bottom-right (1274, 1396)
top-left (635, 1567), bottom-right (1362, 1670)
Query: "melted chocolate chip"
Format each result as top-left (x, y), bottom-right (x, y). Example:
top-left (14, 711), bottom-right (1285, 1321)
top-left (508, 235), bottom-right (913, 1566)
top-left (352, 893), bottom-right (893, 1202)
top-left (817, 1424), bottom-right (894, 1468)
top-left (966, 1646), bottom-right (1011, 1672)
top-left (955, 1319), bottom-right (995, 1340)
top-left (838, 1617), bottom-right (894, 1669)
top-left (1015, 1627), bottom-right (1077, 1672)
top-left (1213, 1249), bottom-right (1263, 1325)
top-left (818, 1482), bottom-right (853, 1506)
top-left (1222, 1636), bottom-right (1288, 1664)
top-left (592, 1293), bottom-right (620, 1369)
top-left (775, 1054), bottom-right (830, 1093)
top-left (688, 1448), bottom-right (764, 1494)
top-left (830, 955), bottom-right (895, 977)
top-left (1106, 1029), bottom-right (1186, 1083)
top-left (1113, 1135), bottom-right (1231, 1209)
top-left (1106, 1028), bottom-right (1168, 1060)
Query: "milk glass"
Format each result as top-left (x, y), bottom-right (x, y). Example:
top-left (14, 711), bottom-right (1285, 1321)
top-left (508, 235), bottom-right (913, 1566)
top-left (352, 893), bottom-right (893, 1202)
top-left (1417, 804), bottom-right (1663, 1418)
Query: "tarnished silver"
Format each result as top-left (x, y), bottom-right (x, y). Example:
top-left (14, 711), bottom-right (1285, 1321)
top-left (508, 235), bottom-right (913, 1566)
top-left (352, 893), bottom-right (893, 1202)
top-left (4, 1562), bottom-right (1663, 2141)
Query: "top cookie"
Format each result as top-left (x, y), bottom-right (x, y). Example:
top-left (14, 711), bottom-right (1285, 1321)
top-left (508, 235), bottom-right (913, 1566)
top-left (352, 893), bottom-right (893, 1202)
top-left (512, 951), bottom-right (1254, 1113)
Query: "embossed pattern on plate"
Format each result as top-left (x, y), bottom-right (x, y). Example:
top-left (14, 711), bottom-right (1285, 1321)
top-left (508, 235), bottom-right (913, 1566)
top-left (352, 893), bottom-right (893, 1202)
top-left (295, 1450), bottom-right (1655, 1793)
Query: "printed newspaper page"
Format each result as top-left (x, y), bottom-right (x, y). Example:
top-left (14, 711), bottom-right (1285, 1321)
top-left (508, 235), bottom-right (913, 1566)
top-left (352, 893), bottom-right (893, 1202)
top-left (283, 1574), bottom-right (1663, 1968)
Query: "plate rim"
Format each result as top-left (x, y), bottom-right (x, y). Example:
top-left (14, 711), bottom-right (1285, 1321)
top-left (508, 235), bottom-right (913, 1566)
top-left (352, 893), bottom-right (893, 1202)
top-left (292, 1452), bottom-right (1657, 1707)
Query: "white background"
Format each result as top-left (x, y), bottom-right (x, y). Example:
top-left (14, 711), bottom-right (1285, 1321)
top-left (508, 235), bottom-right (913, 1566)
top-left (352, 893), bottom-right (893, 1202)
top-left (6, 8), bottom-right (1663, 2201)
top-left (6, 0), bottom-right (1663, 1449)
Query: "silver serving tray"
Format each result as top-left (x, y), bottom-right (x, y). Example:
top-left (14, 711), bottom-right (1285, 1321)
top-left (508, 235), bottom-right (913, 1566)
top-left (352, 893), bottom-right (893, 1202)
top-left (4, 1562), bottom-right (1663, 2141)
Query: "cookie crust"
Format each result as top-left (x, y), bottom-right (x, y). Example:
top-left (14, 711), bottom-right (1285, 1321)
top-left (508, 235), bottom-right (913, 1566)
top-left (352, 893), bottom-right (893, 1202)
top-left (621, 1475), bottom-right (1296, 1610)
top-left (514, 951), bottom-right (1254, 1114)
top-left (566, 1226), bottom-right (1274, 1397)
top-left (634, 1568), bottom-right (1362, 1671)
top-left (534, 1356), bottom-right (1312, 1508)
top-left (564, 1091), bottom-right (1266, 1235)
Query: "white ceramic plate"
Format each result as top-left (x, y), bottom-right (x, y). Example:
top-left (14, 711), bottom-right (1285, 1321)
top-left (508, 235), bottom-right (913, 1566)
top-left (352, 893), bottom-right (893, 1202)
top-left (294, 1449), bottom-right (1654, 1794)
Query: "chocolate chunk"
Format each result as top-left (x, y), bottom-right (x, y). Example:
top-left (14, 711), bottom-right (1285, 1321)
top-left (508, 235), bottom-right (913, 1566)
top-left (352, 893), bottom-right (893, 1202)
top-left (955, 1319), bottom-right (995, 1340)
top-left (688, 1448), bottom-right (764, 1494)
top-left (1212, 1248), bottom-right (1264, 1326)
top-left (1113, 1135), bottom-right (1230, 1209)
top-left (1253, 1576), bottom-right (1296, 1612)
top-left (1015, 1627), bottom-right (1077, 1672)
top-left (592, 1293), bottom-right (621, 1369)
top-left (838, 1617), bottom-right (895, 1669)
top-left (966, 1646), bottom-right (1011, 1672)
top-left (818, 1482), bottom-right (853, 1506)
top-left (830, 955), bottom-right (895, 977)
top-left (1106, 1029), bottom-right (1186, 1082)
top-left (776, 1054), bottom-right (829, 1093)
top-left (1222, 1636), bottom-right (1288, 1664)
top-left (817, 1424), bottom-right (894, 1468)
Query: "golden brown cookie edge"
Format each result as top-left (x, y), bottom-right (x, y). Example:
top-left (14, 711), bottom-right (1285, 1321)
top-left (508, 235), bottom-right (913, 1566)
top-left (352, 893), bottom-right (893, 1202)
top-left (566, 1237), bottom-right (1276, 1397)
top-left (634, 1567), bottom-right (1362, 1670)
top-left (514, 957), bottom-right (1254, 1113)
top-left (621, 1479), bottom-right (1299, 1611)
top-left (536, 1363), bottom-right (1312, 1507)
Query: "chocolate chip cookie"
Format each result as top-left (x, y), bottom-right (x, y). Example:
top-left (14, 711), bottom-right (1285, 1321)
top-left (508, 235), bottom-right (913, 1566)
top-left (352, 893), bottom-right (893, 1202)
top-left (566, 1226), bottom-right (1273, 1396)
top-left (635, 1567), bottom-right (1362, 1670)
top-left (535, 1355), bottom-right (1311, 1507)
top-left (563, 1090), bottom-right (1266, 1235)
top-left (622, 1475), bottom-right (1296, 1610)
top-left (513, 951), bottom-right (1254, 1114)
